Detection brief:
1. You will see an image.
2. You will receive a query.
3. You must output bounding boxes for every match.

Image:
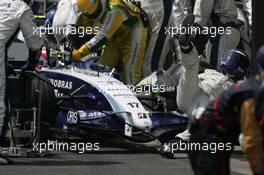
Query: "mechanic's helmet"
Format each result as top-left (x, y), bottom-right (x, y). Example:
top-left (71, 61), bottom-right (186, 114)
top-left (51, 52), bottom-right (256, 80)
top-left (45, 8), bottom-right (57, 44)
top-left (77, 0), bottom-right (105, 19)
top-left (256, 45), bottom-right (264, 73)
top-left (220, 50), bottom-right (250, 81)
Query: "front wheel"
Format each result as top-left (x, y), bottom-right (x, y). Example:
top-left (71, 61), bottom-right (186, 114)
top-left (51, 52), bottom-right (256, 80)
top-left (34, 75), bottom-right (58, 143)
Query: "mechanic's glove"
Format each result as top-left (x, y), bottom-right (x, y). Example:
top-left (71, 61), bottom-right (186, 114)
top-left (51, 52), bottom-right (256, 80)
top-left (21, 48), bottom-right (42, 75)
top-left (71, 44), bottom-right (90, 60)
top-left (178, 14), bottom-right (195, 52)
top-left (7, 64), bottom-right (16, 76)
top-left (90, 63), bottom-right (111, 72)
top-left (191, 23), bottom-right (209, 55)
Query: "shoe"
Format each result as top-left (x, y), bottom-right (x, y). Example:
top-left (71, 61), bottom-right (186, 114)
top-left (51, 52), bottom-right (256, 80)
top-left (158, 138), bottom-right (183, 159)
top-left (158, 142), bottom-right (174, 159)
top-left (158, 137), bottom-right (190, 159)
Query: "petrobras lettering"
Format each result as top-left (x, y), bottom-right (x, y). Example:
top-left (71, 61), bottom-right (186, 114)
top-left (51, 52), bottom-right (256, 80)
top-left (49, 78), bottom-right (73, 90)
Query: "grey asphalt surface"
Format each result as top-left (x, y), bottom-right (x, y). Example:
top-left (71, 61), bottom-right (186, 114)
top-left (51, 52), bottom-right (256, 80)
top-left (0, 140), bottom-right (251, 175)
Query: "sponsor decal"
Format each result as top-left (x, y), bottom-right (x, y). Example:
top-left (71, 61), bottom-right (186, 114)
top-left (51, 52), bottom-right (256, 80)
top-left (78, 110), bottom-right (87, 119)
top-left (49, 78), bottom-right (73, 90)
top-left (87, 111), bottom-right (105, 119)
top-left (67, 111), bottom-right (78, 124)
top-left (137, 113), bottom-right (148, 119)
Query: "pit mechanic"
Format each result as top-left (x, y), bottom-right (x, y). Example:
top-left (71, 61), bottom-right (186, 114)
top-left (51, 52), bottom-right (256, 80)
top-left (139, 0), bottom-right (186, 77)
top-left (138, 15), bottom-right (250, 158)
top-left (139, 0), bottom-right (197, 78)
top-left (68, 0), bottom-right (149, 84)
top-left (170, 46), bottom-right (247, 131)
top-left (0, 0), bottom-right (43, 164)
top-left (136, 9), bottom-right (195, 89)
top-left (192, 0), bottom-right (241, 70)
top-left (188, 46), bottom-right (264, 175)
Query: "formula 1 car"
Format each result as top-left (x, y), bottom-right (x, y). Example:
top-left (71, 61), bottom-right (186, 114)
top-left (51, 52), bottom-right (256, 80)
top-left (7, 49), bottom-right (188, 150)
top-left (6, 9), bottom-right (189, 150)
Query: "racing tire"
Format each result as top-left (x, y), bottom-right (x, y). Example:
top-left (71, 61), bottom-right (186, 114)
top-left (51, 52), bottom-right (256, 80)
top-left (34, 75), bottom-right (58, 143)
top-left (8, 75), bottom-right (57, 146)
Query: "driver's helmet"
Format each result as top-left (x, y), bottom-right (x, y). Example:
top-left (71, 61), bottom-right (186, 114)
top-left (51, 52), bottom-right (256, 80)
top-left (219, 49), bottom-right (250, 81)
top-left (45, 8), bottom-right (57, 44)
top-left (76, 0), bottom-right (106, 19)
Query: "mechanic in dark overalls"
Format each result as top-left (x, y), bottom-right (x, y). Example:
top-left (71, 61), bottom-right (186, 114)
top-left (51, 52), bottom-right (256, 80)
top-left (188, 45), bottom-right (264, 175)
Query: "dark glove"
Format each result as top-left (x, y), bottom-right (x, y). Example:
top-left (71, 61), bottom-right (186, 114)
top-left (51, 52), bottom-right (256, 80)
top-left (178, 14), bottom-right (195, 47)
top-left (7, 64), bottom-right (16, 76)
top-left (21, 48), bottom-right (42, 74)
top-left (191, 23), bottom-right (209, 55)
top-left (90, 63), bottom-right (111, 72)
top-left (21, 62), bottom-right (36, 74)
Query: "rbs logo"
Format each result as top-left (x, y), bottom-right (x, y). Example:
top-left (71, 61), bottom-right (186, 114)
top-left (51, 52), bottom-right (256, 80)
top-left (67, 111), bottom-right (78, 124)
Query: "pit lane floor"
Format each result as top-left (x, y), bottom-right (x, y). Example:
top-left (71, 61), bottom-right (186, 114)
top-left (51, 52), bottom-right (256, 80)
top-left (0, 140), bottom-right (251, 175)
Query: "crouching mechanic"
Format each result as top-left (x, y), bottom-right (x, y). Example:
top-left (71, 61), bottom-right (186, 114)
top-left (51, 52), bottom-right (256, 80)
top-left (160, 43), bottom-right (249, 158)
top-left (71, 0), bottom-right (148, 84)
top-left (139, 27), bottom-right (250, 158)
top-left (188, 46), bottom-right (264, 175)
top-left (0, 0), bottom-right (43, 164)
